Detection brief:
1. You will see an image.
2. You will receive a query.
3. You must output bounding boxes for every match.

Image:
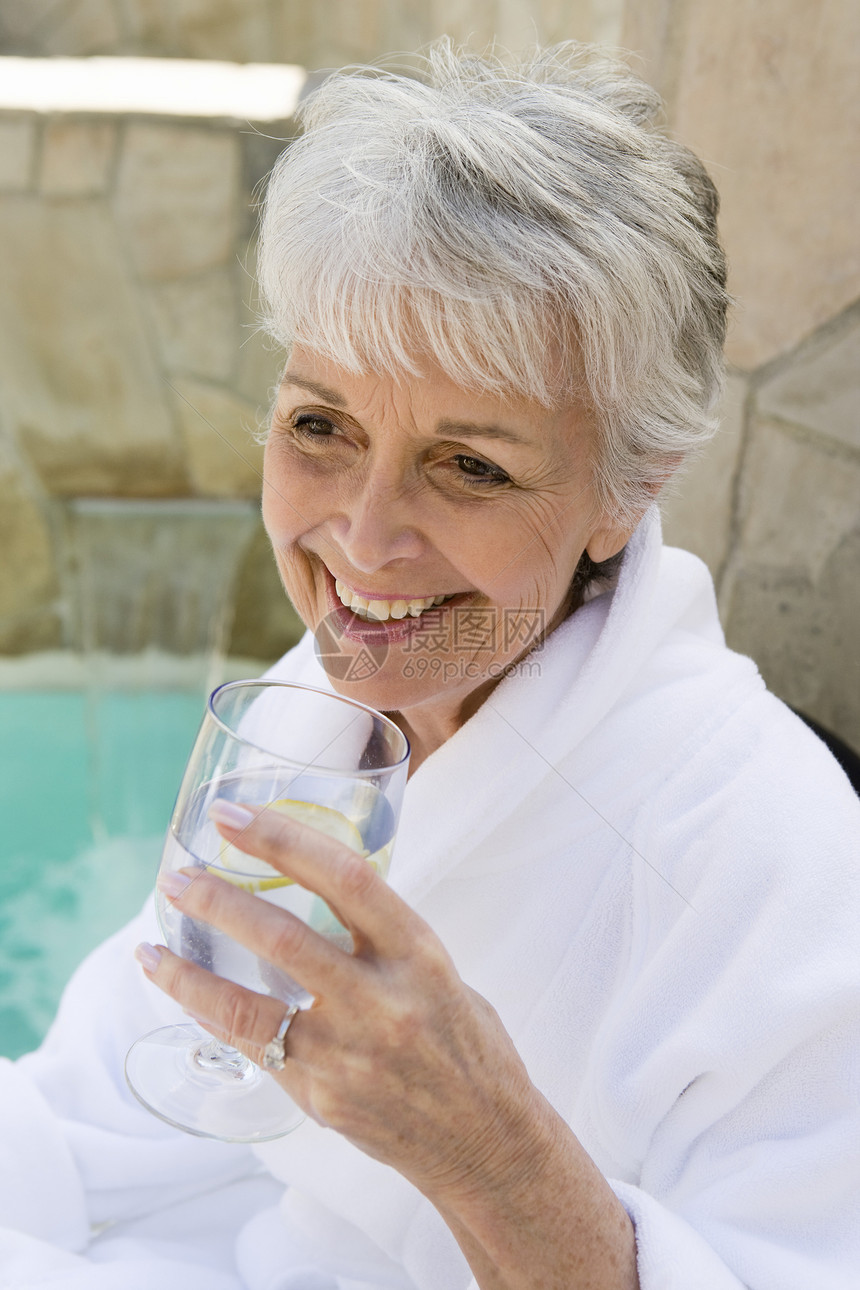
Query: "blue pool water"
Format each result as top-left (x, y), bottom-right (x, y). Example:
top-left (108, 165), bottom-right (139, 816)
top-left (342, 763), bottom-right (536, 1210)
top-left (0, 690), bottom-right (204, 1059)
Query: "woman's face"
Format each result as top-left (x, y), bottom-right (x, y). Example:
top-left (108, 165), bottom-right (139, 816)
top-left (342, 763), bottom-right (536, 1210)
top-left (262, 347), bottom-right (635, 726)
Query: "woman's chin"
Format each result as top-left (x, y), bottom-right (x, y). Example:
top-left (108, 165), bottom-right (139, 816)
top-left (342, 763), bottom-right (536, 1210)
top-left (321, 665), bottom-right (437, 717)
top-left (319, 654), bottom-right (503, 736)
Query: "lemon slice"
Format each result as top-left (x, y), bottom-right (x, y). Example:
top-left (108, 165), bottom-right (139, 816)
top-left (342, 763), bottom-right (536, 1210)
top-left (216, 799), bottom-right (366, 893)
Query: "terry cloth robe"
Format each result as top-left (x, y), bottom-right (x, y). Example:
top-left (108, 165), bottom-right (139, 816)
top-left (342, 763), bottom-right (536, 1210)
top-left (1, 508), bottom-right (858, 1290)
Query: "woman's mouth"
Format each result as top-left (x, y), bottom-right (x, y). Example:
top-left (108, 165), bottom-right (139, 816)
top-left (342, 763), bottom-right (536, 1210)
top-left (320, 566), bottom-right (469, 644)
top-left (334, 579), bottom-right (457, 623)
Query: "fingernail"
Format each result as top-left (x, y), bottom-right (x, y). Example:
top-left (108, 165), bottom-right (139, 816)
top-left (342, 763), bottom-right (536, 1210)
top-left (209, 799), bottom-right (255, 831)
top-left (135, 942), bottom-right (162, 973)
top-left (157, 870), bottom-right (193, 899)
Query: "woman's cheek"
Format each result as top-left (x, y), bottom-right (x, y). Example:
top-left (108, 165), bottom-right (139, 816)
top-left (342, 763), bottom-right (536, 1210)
top-left (261, 465), bottom-right (315, 554)
top-left (263, 438), bottom-right (342, 539)
top-left (260, 507), bottom-right (319, 629)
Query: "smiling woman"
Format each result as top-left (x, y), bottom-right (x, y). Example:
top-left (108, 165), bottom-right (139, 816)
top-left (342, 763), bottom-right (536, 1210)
top-left (262, 353), bottom-right (629, 763)
top-left (2, 38), bottom-right (859, 1290)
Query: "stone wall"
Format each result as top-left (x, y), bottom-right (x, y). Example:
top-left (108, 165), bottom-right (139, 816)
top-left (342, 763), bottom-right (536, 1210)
top-left (0, 95), bottom-right (304, 660)
top-left (628, 0), bottom-right (860, 750)
top-left (1, 0), bottom-right (858, 753)
top-left (0, 0), bottom-right (623, 66)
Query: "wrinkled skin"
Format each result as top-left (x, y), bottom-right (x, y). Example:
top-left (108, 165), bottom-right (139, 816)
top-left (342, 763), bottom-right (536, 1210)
top-left (151, 808), bottom-right (537, 1189)
top-left (260, 351), bottom-right (636, 765)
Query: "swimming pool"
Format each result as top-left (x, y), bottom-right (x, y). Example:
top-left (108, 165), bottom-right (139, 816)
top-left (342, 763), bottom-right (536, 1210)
top-left (0, 686), bottom-right (204, 1059)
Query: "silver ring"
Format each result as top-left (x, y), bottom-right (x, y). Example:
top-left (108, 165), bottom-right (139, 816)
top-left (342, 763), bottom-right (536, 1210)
top-left (261, 1004), bottom-right (301, 1071)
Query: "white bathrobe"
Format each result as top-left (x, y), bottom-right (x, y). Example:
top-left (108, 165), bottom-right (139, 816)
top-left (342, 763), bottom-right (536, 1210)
top-left (2, 510), bottom-right (859, 1290)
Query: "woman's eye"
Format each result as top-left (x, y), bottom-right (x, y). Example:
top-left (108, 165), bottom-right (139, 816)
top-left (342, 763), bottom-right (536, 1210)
top-left (294, 414), bottom-right (336, 438)
top-left (454, 454), bottom-right (510, 486)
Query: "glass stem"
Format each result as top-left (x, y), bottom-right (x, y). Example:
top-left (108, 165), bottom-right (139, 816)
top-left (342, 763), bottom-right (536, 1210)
top-left (187, 1036), bottom-right (259, 1085)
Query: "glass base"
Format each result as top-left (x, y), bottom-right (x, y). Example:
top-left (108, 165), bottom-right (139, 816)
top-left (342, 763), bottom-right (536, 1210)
top-left (125, 1022), bottom-right (306, 1143)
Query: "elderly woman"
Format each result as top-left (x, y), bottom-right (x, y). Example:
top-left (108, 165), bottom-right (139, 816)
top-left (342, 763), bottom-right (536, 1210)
top-left (1, 41), bottom-right (858, 1290)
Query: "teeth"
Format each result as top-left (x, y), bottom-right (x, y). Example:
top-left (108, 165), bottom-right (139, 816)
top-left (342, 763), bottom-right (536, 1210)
top-left (335, 578), bottom-right (454, 622)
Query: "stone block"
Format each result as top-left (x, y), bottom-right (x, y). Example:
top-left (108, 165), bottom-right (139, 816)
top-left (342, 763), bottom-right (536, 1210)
top-left (0, 607), bottom-right (63, 655)
top-left (0, 117), bottom-right (36, 191)
top-left (114, 123), bottom-right (239, 281)
top-left (496, 0), bottom-right (599, 49)
top-left (323, 0), bottom-right (385, 64)
top-left (0, 438), bottom-right (58, 623)
top-left (0, 1), bottom-right (69, 53)
top-left (123, 0), bottom-right (271, 63)
top-left (733, 417), bottom-right (860, 582)
top-left (667, 0), bottom-right (860, 369)
top-left (756, 310), bottom-right (860, 453)
top-left (269, 1), bottom-right (317, 70)
top-left (723, 525), bottom-right (860, 754)
top-left (40, 117), bottom-right (116, 196)
top-left (661, 371), bottom-right (747, 580)
top-left (621, 0), bottom-right (687, 105)
top-left (228, 521), bottom-right (306, 662)
top-left (180, 0), bottom-right (271, 63)
top-left (0, 197), bottom-right (182, 495)
top-left (36, 0), bottom-right (121, 55)
top-left (235, 243), bottom-right (285, 405)
top-left (144, 269), bottom-right (238, 382)
top-left (235, 316), bottom-right (283, 410)
top-left (171, 376), bottom-right (264, 497)
top-left (587, 0), bottom-right (625, 48)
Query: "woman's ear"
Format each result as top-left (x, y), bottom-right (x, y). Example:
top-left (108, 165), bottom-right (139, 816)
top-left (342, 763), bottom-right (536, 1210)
top-left (585, 521), bottom-right (639, 564)
top-left (586, 457), bottom-right (682, 561)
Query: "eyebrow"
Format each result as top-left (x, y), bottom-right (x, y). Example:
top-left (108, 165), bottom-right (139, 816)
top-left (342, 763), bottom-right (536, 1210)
top-left (435, 418), bottom-right (528, 446)
top-left (282, 373), bottom-right (530, 446)
top-left (281, 373), bottom-right (347, 406)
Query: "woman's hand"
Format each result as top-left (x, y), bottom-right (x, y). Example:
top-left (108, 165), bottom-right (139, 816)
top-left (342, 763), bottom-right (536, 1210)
top-left (138, 802), bottom-right (534, 1193)
top-left (136, 803), bottom-right (638, 1289)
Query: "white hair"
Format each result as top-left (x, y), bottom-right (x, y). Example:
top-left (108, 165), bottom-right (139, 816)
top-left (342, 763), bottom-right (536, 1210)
top-left (258, 40), bottom-right (729, 523)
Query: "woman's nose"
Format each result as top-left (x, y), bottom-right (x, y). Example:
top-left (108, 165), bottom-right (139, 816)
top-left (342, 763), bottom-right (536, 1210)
top-left (326, 468), bottom-right (425, 574)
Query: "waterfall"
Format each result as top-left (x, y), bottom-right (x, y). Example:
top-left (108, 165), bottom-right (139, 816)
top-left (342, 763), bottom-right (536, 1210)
top-left (67, 497), bottom-right (258, 662)
top-left (65, 497), bottom-right (259, 840)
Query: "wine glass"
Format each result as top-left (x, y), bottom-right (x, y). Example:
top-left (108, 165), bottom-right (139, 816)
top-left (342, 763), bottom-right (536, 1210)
top-left (125, 680), bottom-right (410, 1143)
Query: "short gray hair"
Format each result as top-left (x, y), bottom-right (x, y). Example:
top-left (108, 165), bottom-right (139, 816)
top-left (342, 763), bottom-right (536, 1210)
top-left (258, 40), bottom-right (729, 523)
